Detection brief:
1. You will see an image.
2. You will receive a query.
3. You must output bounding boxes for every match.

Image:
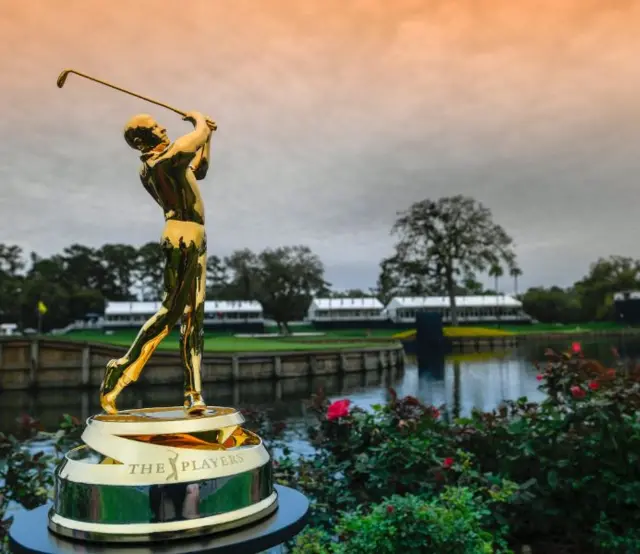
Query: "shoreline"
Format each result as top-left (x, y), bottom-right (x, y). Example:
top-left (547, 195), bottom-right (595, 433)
top-left (0, 338), bottom-right (405, 392)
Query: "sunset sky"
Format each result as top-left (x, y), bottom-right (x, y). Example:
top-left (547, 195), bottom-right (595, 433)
top-left (0, 0), bottom-right (638, 291)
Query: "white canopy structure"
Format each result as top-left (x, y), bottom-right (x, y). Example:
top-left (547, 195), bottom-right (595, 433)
top-left (104, 300), bottom-right (264, 327)
top-left (385, 295), bottom-right (530, 324)
top-left (614, 291), bottom-right (640, 301)
top-left (307, 297), bottom-right (386, 322)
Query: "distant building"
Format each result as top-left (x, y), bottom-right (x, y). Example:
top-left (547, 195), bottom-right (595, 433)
top-left (0, 323), bottom-right (18, 336)
top-left (386, 295), bottom-right (531, 325)
top-left (104, 300), bottom-right (265, 332)
top-left (307, 297), bottom-right (387, 329)
top-left (614, 291), bottom-right (640, 325)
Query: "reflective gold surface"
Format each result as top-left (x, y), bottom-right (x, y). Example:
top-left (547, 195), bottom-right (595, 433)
top-left (129, 427), bottom-right (258, 450)
top-left (58, 69), bottom-right (217, 416)
top-left (58, 420), bottom-right (270, 487)
top-left (93, 406), bottom-right (237, 423)
top-left (49, 491), bottom-right (278, 544)
top-left (49, 408), bottom-right (276, 542)
top-left (89, 407), bottom-right (245, 437)
top-left (53, 70), bottom-right (279, 544)
top-left (52, 464), bottom-right (274, 525)
top-left (100, 110), bottom-right (216, 416)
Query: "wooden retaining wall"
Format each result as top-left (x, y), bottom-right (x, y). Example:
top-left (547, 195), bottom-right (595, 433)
top-left (0, 338), bottom-right (405, 391)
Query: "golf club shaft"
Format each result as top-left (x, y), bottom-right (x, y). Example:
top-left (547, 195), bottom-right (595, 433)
top-left (57, 69), bottom-right (216, 129)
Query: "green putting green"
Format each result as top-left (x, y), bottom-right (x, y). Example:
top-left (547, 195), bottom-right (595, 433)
top-left (60, 330), bottom-right (390, 352)
top-left (478, 322), bottom-right (633, 334)
top-left (58, 322), bottom-right (637, 352)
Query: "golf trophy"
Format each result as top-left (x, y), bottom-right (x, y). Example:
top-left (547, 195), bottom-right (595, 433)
top-left (46, 69), bottom-right (278, 543)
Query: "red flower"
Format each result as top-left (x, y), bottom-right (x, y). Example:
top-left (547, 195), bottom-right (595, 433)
top-left (386, 505), bottom-right (395, 514)
top-left (443, 457), bottom-right (454, 469)
top-left (326, 399), bottom-right (351, 421)
top-left (536, 374), bottom-right (544, 381)
top-left (430, 407), bottom-right (440, 419)
top-left (606, 369), bottom-right (616, 378)
top-left (571, 342), bottom-right (581, 354)
top-left (570, 386), bottom-right (586, 399)
top-left (588, 380), bottom-right (600, 391)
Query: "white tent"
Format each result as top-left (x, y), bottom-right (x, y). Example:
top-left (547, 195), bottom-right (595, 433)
top-left (307, 297), bottom-right (385, 321)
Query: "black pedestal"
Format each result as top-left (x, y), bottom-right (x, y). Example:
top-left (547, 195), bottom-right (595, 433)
top-left (9, 485), bottom-right (309, 554)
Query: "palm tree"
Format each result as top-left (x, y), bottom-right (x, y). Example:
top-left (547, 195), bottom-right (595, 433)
top-left (510, 266), bottom-right (523, 296)
top-left (489, 264), bottom-right (504, 294)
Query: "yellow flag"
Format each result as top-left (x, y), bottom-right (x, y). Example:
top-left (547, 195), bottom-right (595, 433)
top-left (37, 301), bottom-right (48, 315)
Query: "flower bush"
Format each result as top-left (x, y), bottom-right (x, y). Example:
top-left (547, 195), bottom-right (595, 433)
top-left (278, 345), bottom-right (640, 553)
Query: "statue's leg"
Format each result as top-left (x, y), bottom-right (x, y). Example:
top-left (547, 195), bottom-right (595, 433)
top-left (180, 251), bottom-right (207, 414)
top-left (100, 240), bottom-right (200, 414)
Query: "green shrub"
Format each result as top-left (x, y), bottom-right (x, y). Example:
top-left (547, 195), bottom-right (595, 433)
top-left (290, 488), bottom-right (513, 554)
top-left (334, 488), bottom-right (511, 554)
top-left (289, 527), bottom-right (335, 553)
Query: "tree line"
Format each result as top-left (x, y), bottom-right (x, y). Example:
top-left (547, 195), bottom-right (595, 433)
top-left (0, 195), bottom-right (638, 331)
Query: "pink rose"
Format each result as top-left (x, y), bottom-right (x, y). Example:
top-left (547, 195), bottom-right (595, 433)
top-left (327, 399), bottom-right (351, 421)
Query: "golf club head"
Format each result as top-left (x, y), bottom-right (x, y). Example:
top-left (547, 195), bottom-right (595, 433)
top-left (57, 70), bottom-right (72, 88)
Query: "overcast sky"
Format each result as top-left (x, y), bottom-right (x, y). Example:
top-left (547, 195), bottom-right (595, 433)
top-left (0, 0), bottom-right (638, 292)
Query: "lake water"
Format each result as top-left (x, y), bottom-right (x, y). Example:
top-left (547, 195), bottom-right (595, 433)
top-left (2, 337), bottom-right (638, 442)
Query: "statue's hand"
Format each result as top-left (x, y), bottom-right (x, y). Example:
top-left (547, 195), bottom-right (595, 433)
top-left (205, 117), bottom-right (217, 132)
top-left (183, 111), bottom-right (216, 132)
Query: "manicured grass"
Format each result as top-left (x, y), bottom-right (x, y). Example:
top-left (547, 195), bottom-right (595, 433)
top-left (491, 322), bottom-right (631, 334)
top-left (265, 326), bottom-right (400, 338)
top-left (62, 330), bottom-right (387, 352)
top-left (394, 322), bottom-right (637, 340)
top-left (60, 321), bottom-right (637, 352)
top-left (394, 327), bottom-right (515, 340)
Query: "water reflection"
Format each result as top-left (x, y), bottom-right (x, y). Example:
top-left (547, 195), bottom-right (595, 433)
top-left (0, 367), bottom-right (404, 435)
top-left (342, 351), bottom-right (545, 418)
top-left (1, 338), bottom-right (637, 437)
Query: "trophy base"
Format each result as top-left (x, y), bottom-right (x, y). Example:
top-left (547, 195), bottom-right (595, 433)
top-left (48, 406), bottom-right (277, 544)
top-left (48, 490), bottom-right (278, 543)
top-left (11, 485), bottom-right (309, 554)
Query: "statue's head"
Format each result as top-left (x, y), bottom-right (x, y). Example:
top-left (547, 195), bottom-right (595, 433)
top-left (123, 114), bottom-right (170, 153)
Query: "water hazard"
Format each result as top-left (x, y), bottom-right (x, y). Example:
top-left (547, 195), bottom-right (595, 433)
top-left (1, 337), bottom-right (638, 440)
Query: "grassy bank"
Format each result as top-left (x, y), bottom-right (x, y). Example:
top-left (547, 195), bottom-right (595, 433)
top-left (60, 330), bottom-right (389, 352)
top-left (58, 322), bottom-right (638, 351)
top-left (268, 322), bottom-right (635, 338)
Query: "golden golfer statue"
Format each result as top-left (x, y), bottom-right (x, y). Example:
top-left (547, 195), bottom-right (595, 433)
top-left (56, 69), bottom-right (219, 415)
top-left (51, 70), bottom-right (280, 545)
top-left (99, 110), bottom-right (216, 415)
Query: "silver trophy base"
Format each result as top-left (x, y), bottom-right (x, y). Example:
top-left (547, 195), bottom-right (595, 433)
top-left (47, 407), bottom-right (278, 543)
top-left (48, 490), bottom-right (278, 543)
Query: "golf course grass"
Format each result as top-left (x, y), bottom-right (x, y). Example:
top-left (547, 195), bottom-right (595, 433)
top-left (392, 322), bottom-right (638, 340)
top-left (58, 321), bottom-right (637, 352)
top-left (61, 330), bottom-right (390, 352)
